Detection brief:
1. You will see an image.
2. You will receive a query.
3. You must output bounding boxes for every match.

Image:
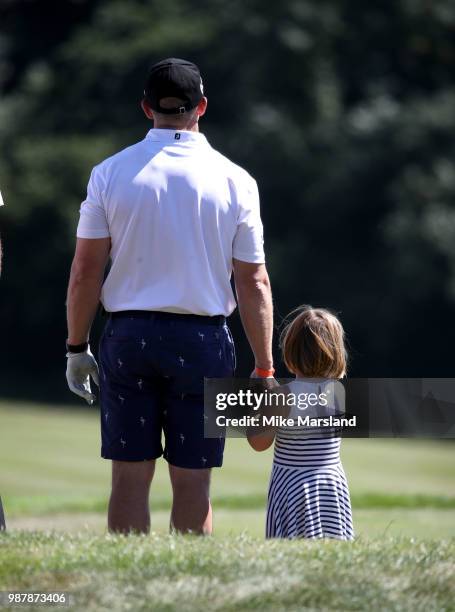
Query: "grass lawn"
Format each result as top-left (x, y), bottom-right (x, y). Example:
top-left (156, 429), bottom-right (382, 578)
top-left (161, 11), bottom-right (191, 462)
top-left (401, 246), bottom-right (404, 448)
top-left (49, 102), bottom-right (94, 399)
top-left (1, 401), bottom-right (455, 538)
top-left (6, 508), bottom-right (455, 540)
top-left (0, 401), bottom-right (454, 610)
top-left (1, 401), bottom-right (455, 536)
top-left (0, 532), bottom-right (454, 611)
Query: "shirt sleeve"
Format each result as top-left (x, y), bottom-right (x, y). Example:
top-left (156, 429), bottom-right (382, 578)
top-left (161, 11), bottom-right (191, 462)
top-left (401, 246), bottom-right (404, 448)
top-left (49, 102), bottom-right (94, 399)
top-left (76, 166), bottom-right (110, 239)
top-left (232, 177), bottom-right (266, 263)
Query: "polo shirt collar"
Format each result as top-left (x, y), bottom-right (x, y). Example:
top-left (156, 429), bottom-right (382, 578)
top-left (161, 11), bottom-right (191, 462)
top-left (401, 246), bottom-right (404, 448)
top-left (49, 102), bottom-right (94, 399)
top-left (145, 129), bottom-right (208, 144)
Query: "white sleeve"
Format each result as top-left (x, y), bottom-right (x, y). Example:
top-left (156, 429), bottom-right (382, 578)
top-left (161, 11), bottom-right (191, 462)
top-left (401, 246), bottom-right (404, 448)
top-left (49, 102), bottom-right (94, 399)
top-left (76, 166), bottom-right (110, 239)
top-left (232, 178), bottom-right (266, 263)
top-left (0, 191), bottom-right (4, 206)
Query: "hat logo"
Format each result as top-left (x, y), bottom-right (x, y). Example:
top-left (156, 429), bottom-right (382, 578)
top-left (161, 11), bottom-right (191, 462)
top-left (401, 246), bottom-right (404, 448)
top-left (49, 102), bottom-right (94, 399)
top-left (174, 133), bottom-right (181, 140)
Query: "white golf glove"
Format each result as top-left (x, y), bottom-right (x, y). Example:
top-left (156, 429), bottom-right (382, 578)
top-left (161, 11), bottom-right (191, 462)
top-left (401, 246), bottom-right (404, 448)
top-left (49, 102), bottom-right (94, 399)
top-left (66, 347), bottom-right (99, 405)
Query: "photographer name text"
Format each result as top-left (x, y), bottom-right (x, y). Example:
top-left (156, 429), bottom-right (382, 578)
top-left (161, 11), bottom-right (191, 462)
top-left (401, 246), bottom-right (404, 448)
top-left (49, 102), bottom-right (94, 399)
top-left (215, 415), bottom-right (356, 428)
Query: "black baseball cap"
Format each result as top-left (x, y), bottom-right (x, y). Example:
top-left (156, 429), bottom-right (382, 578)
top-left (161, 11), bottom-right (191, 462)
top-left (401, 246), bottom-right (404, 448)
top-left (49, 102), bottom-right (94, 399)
top-left (144, 58), bottom-right (204, 115)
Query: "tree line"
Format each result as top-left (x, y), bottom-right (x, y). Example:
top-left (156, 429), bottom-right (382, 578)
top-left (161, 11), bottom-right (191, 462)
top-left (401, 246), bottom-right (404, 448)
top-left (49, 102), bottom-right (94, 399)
top-left (1, 0), bottom-right (455, 400)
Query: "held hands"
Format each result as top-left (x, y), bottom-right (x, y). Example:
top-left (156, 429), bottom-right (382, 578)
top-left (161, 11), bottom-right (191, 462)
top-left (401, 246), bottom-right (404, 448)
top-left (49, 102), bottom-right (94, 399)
top-left (247, 365), bottom-right (279, 450)
top-left (250, 365), bottom-right (278, 392)
top-left (66, 347), bottom-right (99, 405)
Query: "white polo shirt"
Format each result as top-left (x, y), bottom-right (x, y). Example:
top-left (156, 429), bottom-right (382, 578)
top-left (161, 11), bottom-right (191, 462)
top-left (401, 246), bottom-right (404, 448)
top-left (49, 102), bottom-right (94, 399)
top-left (77, 129), bottom-right (265, 316)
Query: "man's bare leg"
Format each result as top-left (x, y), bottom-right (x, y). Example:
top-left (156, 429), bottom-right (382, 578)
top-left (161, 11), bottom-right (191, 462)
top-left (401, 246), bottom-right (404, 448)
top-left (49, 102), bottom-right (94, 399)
top-left (108, 460), bottom-right (155, 534)
top-left (168, 465), bottom-right (212, 534)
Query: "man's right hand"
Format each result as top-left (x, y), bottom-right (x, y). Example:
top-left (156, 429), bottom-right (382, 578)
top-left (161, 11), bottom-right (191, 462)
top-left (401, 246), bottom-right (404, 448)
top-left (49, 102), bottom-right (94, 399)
top-left (66, 347), bottom-right (100, 405)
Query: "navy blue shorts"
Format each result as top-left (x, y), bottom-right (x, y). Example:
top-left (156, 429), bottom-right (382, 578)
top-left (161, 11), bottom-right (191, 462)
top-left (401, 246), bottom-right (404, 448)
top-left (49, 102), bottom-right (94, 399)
top-left (98, 311), bottom-right (235, 468)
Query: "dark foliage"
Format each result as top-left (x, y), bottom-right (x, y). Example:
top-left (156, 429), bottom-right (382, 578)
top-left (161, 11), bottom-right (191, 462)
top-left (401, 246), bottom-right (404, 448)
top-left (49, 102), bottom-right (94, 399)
top-left (1, 0), bottom-right (455, 400)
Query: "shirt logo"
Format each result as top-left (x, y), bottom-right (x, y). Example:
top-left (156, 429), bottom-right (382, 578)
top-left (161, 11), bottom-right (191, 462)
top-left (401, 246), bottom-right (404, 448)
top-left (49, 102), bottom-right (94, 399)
top-left (174, 133), bottom-right (181, 140)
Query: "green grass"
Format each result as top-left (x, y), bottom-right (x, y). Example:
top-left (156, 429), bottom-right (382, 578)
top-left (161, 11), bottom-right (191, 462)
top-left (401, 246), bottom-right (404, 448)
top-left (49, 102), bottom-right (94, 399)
top-left (7, 508), bottom-right (455, 540)
top-left (5, 492), bottom-right (455, 519)
top-left (1, 401), bottom-right (454, 610)
top-left (1, 401), bottom-right (454, 538)
top-left (0, 532), bottom-right (454, 611)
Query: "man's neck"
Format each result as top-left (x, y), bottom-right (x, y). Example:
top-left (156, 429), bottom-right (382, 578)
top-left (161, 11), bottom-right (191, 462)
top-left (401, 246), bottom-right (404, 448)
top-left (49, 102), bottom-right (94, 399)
top-left (153, 122), bottom-right (199, 132)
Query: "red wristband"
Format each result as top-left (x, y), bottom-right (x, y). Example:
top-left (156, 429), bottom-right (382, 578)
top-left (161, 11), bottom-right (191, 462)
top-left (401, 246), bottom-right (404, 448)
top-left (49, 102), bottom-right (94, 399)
top-left (255, 366), bottom-right (275, 378)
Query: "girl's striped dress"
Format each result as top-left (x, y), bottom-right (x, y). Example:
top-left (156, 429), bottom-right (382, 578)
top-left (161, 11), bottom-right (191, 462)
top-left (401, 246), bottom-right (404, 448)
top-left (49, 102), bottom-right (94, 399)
top-left (266, 379), bottom-right (354, 540)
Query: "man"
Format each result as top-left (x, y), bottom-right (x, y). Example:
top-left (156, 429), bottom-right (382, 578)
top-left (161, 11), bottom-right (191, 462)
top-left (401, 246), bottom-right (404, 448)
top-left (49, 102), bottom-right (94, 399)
top-left (66, 58), bottom-right (274, 535)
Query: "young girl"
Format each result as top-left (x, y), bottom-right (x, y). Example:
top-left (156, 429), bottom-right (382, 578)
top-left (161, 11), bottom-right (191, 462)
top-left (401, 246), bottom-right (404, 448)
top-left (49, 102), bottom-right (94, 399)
top-left (248, 305), bottom-right (354, 540)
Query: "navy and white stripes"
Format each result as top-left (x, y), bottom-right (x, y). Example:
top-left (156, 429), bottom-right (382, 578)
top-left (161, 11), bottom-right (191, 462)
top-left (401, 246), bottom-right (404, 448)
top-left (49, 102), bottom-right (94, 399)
top-left (274, 429), bottom-right (341, 468)
top-left (266, 463), bottom-right (354, 539)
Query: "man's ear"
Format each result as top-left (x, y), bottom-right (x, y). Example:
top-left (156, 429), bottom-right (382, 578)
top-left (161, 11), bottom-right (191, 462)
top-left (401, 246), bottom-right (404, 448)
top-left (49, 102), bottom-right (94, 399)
top-left (141, 99), bottom-right (154, 120)
top-left (196, 97), bottom-right (208, 118)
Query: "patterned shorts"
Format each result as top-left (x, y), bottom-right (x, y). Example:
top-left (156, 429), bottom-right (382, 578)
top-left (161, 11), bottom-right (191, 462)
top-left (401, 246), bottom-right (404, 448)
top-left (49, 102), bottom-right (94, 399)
top-left (98, 310), bottom-right (235, 468)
